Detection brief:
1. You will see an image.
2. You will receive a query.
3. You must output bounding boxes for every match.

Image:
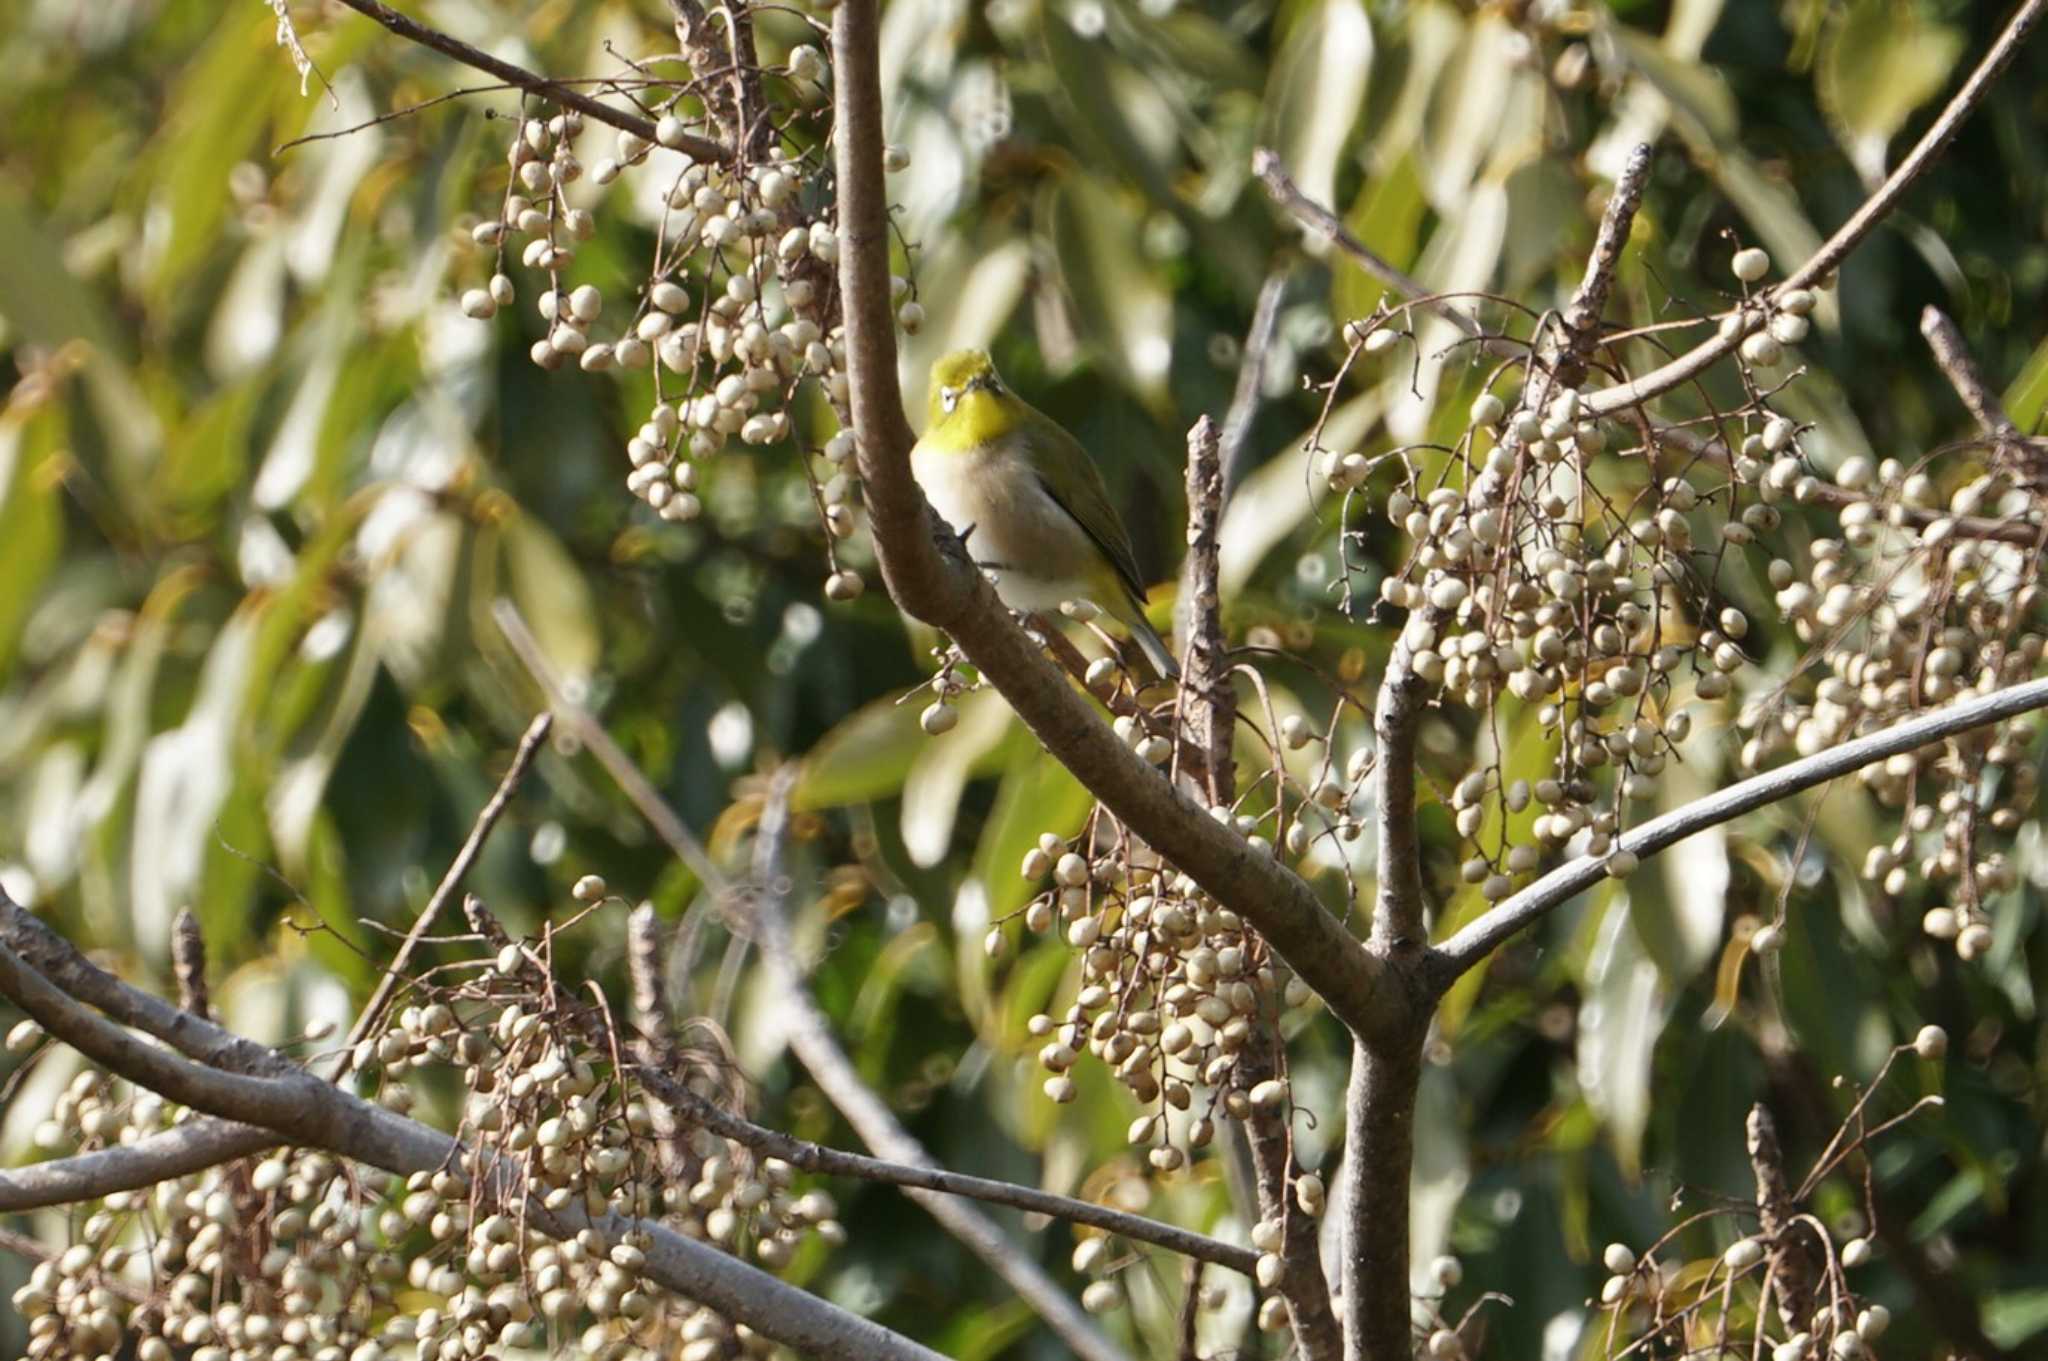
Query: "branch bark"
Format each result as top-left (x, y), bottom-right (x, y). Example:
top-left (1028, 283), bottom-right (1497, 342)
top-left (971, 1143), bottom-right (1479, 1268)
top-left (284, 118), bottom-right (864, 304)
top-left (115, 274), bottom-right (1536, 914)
top-left (831, 0), bottom-right (1393, 1042)
top-left (1431, 676), bottom-right (2048, 980)
top-left (1337, 1029), bottom-right (1426, 1361)
top-left (0, 1117), bottom-right (274, 1213)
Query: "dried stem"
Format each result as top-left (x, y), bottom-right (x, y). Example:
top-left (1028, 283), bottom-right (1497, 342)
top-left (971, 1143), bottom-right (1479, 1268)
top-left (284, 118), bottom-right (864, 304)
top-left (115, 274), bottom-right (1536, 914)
top-left (1552, 143), bottom-right (1652, 390)
top-left (1747, 1104), bottom-right (1833, 1335)
top-left (1920, 306), bottom-right (2023, 441)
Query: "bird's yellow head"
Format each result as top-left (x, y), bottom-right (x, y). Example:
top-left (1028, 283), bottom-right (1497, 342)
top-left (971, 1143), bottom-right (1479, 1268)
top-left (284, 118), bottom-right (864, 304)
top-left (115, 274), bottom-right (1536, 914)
top-left (923, 349), bottom-right (1022, 451)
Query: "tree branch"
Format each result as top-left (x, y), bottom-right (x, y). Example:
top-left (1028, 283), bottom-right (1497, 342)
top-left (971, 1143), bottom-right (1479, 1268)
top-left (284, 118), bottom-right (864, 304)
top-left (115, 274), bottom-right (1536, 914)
top-left (0, 895), bottom-right (948, 1361)
top-left (1552, 143), bottom-right (1651, 390)
top-left (1585, 0), bottom-right (2045, 419)
top-left (830, 0), bottom-right (1393, 1041)
top-left (1370, 630), bottom-right (1432, 953)
top-left (326, 0), bottom-right (728, 162)
top-left (1920, 306), bottom-right (2023, 441)
top-left (746, 771), bottom-right (1138, 1361)
top-left (0, 1116), bottom-right (274, 1213)
top-left (1254, 149), bottom-right (1486, 342)
top-left (1431, 676), bottom-right (2048, 979)
top-left (1219, 270), bottom-right (1289, 498)
top-left (1337, 1030), bottom-right (1426, 1361)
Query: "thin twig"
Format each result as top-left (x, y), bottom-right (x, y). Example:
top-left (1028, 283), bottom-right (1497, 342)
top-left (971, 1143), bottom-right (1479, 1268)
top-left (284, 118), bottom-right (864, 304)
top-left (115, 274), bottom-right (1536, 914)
top-left (328, 0), bottom-right (728, 161)
top-left (1433, 676), bottom-right (2048, 978)
top-left (1254, 148), bottom-right (1482, 340)
top-left (1920, 306), bottom-right (2022, 441)
top-left (494, 599), bottom-right (728, 893)
top-left (336, 711), bottom-right (552, 1076)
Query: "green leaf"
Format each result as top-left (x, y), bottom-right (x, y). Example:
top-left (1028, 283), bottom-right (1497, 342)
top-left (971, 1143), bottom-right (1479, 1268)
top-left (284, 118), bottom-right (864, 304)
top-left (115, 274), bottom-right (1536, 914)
top-left (1577, 890), bottom-right (1666, 1179)
top-left (1817, 0), bottom-right (1965, 185)
top-left (1047, 170), bottom-right (1174, 409)
top-left (1261, 0), bottom-right (1374, 212)
top-left (796, 691), bottom-right (930, 810)
top-left (500, 513), bottom-right (601, 689)
top-left (1333, 152), bottom-right (1426, 323)
top-left (1985, 1289), bottom-right (2048, 1349)
top-left (0, 406), bottom-right (65, 679)
top-left (901, 688), bottom-right (1020, 868)
top-left (2003, 332), bottom-right (2048, 433)
top-left (972, 753), bottom-right (1091, 925)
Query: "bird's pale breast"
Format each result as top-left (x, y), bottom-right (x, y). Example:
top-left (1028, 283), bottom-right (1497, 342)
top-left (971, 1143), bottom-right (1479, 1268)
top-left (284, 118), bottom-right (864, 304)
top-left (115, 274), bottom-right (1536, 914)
top-left (911, 437), bottom-right (1101, 613)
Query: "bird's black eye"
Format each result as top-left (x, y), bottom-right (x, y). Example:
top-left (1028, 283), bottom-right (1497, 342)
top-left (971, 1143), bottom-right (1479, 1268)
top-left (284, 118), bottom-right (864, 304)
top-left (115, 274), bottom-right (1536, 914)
top-left (941, 386), bottom-right (959, 413)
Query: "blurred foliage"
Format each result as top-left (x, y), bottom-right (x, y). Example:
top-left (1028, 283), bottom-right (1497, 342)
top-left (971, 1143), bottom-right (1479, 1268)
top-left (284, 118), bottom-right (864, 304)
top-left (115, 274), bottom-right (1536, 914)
top-left (1, 0), bottom-right (2045, 1357)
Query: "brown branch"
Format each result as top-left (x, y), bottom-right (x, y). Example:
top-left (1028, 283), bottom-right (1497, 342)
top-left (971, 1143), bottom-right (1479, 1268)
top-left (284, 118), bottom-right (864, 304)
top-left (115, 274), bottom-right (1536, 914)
top-left (1920, 306), bottom-right (2023, 441)
top-left (1178, 417), bottom-right (1237, 805)
top-left (170, 906), bottom-right (209, 1019)
top-left (1747, 1104), bottom-right (1834, 1336)
top-left (0, 1117), bottom-right (274, 1213)
top-left (336, 711), bottom-right (551, 1077)
top-left (1219, 270), bottom-right (1289, 497)
top-left (1552, 143), bottom-right (1652, 390)
top-left (1254, 149), bottom-right (1484, 341)
top-left (1336, 1027), bottom-right (1428, 1361)
top-left (327, 0), bottom-right (729, 162)
top-left (831, 0), bottom-right (1393, 1042)
top-left (1586, 0), bottom-right (2046, 418)
top-left (1370, 629), bottom-right (1432, 953)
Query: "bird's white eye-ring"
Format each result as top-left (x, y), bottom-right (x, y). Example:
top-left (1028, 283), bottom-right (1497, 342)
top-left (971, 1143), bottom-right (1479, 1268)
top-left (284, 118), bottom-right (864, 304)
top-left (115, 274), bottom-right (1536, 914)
top-left (940, 386), bottom-right (960, 413)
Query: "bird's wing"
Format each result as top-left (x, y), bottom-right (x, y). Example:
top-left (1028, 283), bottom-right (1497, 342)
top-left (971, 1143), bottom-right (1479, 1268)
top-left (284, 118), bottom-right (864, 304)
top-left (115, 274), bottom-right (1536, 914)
top-left (1024, 422), bottom-right (1151, 605)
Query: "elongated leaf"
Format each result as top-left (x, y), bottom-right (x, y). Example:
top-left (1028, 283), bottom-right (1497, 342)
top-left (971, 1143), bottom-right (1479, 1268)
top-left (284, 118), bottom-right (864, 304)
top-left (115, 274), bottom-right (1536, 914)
top-left (1818, 0), bottom-right (1965, 185)
top-left (1261, 0), bottom-right (1374, 212)
top-left (901, 687), bottom-right (1018, 868)
top-left (1577, 890), bottom-right (1665, 1178)
top-left (1047, 171), bottom-right (1173, 408)
top-left (0, 406), bottom-right (64, 679)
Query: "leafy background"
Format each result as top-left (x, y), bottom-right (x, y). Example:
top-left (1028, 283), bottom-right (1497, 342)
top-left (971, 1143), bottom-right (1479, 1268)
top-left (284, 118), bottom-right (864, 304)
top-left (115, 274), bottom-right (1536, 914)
top-left (1, 0), bottom-right (2045, 1356)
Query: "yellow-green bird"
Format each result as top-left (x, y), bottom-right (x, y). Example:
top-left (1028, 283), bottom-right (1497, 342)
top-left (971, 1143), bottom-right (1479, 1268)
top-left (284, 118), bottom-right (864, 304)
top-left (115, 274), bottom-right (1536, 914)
top-left (911, 349), bottom-right (1179, 680)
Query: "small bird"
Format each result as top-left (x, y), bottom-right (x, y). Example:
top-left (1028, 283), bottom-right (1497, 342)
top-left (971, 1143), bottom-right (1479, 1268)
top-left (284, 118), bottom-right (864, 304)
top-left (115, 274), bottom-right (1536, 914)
top-left (911, 349), bottom-right (1178, 680)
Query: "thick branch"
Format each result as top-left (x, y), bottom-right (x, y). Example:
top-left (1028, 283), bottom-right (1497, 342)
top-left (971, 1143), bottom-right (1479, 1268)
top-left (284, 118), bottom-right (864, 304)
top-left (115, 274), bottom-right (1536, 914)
top-left (746, 776), bottom-right (1137, 1361)
top-left (1432, 676), bottom-right (2048, 979)
top-left (0, 897), bottom-right (945, 1361)
top-left (327, 0), bottom-right (728, 162)
top-left (1586, 0), bottom-right (2045, 418)
top-left (0, 1117), bottom-right (274, 1213)
top-left (1370, 630), bottom-right (1432, 952)
top-left (1337, 1028), bottom-right (1426, 1361)
top-left (831, 0), bottom-right (1392, 1040)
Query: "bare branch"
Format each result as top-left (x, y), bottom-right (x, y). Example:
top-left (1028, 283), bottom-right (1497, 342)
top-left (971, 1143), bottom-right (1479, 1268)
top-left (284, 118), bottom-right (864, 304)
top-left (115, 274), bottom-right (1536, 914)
top-left (337, 711), bottom-right (552, 1076)
top-left (746, 771), bottom-right (1137, 1361)
top-left (1432, 676), bottom-right (2048, 979)
top-left (830, 0), bottom-right (1393, 1041)
top-left (0, 897), bottom-right (947, 1361)
top-left (1254, 149), bottom-right (1484, 341)
top-left (1552, 142), bottom-right (1652, 390)
top-left (0, 1117), bottom-right (273, 1214)
top-left (325, 0), bottom-right (728, 162)
top-left (1920, 306), bottom-right (2022, 441)
top-left (170, 906), bottom-right (209, 1019)
top-left (1178, 417), bottom-right (1237, 805)
top-left (1586, 0), bottom-right (2046, 418)
top-left (1370, 628), bottom-right (1433, 952)
top-left (1748, 1104), bottom-right (1834, 1336)
top-left (1337, 1029), bottom-right (1427, 1361)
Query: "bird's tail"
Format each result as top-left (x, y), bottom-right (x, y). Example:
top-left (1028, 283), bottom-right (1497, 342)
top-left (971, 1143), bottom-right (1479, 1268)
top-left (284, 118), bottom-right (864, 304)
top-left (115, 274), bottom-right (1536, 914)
top-left (1117, 596), bottom-right (1181, 681)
